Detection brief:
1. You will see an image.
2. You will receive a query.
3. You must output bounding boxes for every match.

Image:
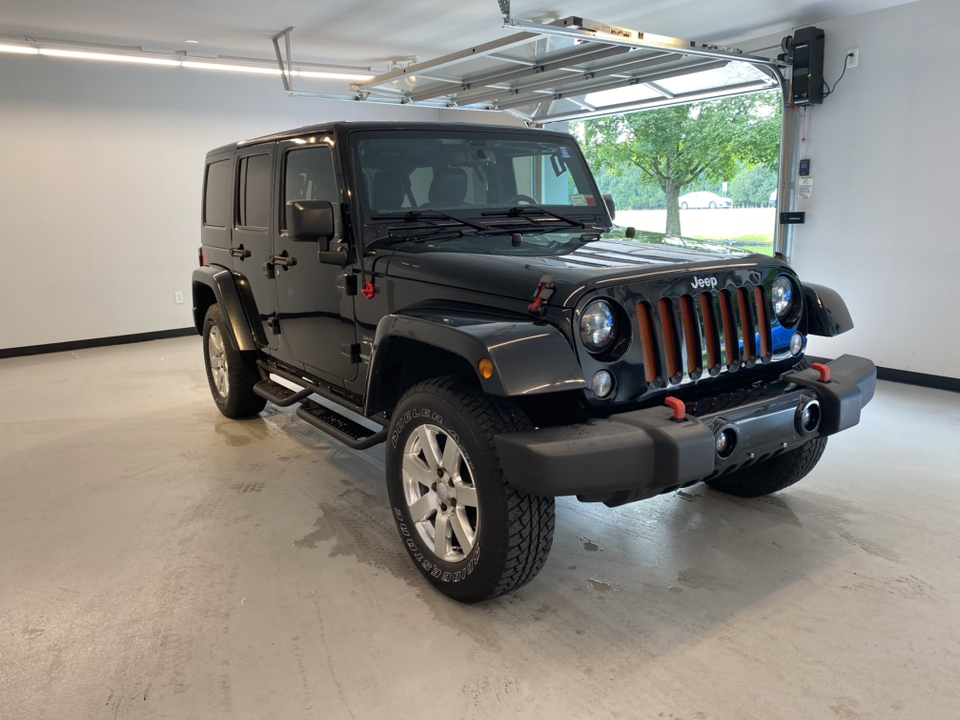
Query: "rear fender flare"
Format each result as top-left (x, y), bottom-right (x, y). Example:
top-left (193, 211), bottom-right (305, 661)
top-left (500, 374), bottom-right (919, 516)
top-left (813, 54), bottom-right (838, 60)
top-left (192, 265), bottom-right (266, 351)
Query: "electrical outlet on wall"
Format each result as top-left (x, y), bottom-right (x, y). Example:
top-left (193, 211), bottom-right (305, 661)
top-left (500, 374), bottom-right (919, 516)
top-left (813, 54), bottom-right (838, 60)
top-left (174, 292), bottom-right (184, 304)
top-left (846, 48), bottom-right (859, 68)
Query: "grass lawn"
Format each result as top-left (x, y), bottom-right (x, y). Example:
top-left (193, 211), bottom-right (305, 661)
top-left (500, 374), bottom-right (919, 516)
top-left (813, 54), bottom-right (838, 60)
top-left (616, 209), bottom-right (776, 256)
top-left (692, 233), bottom-right (774, 256)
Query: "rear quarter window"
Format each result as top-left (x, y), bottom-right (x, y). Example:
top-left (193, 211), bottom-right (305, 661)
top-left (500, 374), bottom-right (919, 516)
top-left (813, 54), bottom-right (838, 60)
top-left (237, 154), bottom-right (272, 229)
top-left (203, 160), bottom-right (231, 227)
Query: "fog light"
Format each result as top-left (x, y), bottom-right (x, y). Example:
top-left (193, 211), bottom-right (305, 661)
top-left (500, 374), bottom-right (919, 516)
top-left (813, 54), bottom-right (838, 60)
top-left (795, 399), bottom-right (821, 435)
top-left (591, 370), bottom-right (615, 399)
top-left (790, 332), bottom-right (804, 356)
top-left (715, 424), bottom-right (739, 460)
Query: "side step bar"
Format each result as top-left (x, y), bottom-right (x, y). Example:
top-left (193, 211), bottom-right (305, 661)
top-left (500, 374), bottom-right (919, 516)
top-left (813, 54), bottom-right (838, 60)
top-left (255, 360), bottom-right (387, 450)
top-left (253, 379), bottom-right (312, 407)
top-left (296, 400), bottom-right (388, 450)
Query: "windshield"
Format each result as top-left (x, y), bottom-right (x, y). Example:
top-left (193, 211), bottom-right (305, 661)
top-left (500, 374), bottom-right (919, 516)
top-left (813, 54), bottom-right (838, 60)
top-left (351, 131), bottom-right (603, 218)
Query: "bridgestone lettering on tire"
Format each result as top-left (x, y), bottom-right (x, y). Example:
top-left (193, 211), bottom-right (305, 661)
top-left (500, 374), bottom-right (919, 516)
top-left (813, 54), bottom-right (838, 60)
top-left (385, 376), bottom-right (555, 603)
top-left (202, 304), bottom-right (266, 419)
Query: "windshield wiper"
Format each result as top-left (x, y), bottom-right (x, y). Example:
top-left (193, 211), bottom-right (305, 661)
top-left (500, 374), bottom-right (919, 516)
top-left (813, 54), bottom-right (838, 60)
top-left (371, 210), bottom-right (492, 232)
top-left (481, 205), bottom-right (586, 229)
top-left (366, 227), bottom-right (468, 250)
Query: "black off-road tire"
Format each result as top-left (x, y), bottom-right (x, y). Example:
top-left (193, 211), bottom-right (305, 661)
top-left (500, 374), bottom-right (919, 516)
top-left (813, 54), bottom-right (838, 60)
top-left (705, 436), bottom-right (828, 498)
top-left (202, 304), bottom-right (267, 419)
top-left (385, 376), bottom-right (555, 603)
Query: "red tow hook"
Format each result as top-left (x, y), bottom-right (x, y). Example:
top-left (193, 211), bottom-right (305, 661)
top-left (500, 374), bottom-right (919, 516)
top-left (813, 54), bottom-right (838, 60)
top-left (665, 396), bottom-right (686, 422)
top-left (811, 362), bottom-right (831, 383)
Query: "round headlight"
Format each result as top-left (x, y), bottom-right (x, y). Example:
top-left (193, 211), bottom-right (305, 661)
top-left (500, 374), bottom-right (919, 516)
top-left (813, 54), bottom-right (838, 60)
top-left (579, 300), bottom-right (616, 352)
top-left (771, 276), bottom-right (796, 320)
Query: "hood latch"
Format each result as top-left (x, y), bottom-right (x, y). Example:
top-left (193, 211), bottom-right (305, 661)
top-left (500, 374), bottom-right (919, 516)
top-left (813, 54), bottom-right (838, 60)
top-left (529, 275), bottom-right (556, 316)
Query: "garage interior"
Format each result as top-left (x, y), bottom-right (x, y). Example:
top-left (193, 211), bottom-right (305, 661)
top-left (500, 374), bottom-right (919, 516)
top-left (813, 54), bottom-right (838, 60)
top-left (2, 0), bottom-right (958, 718)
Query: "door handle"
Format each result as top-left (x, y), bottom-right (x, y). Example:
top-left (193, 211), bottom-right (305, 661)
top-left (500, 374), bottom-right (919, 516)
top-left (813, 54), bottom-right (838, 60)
top-left (263, 251), bottom-right (297, 279)
top-left (269, 253), bottom-right (297, 267)
top-left (230, 246), bottom-right (251, 259)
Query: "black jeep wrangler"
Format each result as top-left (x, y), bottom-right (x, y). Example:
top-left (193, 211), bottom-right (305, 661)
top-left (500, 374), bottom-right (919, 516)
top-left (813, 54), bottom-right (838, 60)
top-left (193, 121), bottom-right (876, 603)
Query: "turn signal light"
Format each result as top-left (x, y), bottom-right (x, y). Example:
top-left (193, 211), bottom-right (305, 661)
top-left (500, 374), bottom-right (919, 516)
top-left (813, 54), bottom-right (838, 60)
top-left (478, 358), bottom-right (494, 379)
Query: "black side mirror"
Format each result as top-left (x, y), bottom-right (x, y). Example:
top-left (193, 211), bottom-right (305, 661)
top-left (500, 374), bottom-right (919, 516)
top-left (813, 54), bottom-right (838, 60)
top-left (602, 193), bottom-right (616, 221)
top-left (286, 200), bottom-right (335, 248)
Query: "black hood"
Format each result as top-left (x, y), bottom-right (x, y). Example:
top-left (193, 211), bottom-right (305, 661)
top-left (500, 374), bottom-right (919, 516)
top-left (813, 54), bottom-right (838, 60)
top-left (383, 235), bottom-right (770, 307)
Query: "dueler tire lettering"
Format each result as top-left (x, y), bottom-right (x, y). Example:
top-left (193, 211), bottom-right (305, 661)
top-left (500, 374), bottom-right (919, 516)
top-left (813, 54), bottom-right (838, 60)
top-left (394, 511), bottom-right (482, 584)
top-left (391, 409), bottom-right (445, 449)
top-left (384, 375), bottom-right (555, 603)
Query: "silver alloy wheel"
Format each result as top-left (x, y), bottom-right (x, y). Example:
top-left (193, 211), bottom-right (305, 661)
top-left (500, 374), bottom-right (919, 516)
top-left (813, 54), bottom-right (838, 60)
top-left (401, 423), bottom-right (479, 563)
top-left (207, 326), bottom-right (229, 398)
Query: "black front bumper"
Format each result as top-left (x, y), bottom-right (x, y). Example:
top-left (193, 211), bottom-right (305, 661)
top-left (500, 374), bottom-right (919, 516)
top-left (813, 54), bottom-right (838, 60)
top-left (495, 354), bottom-right (876, 504)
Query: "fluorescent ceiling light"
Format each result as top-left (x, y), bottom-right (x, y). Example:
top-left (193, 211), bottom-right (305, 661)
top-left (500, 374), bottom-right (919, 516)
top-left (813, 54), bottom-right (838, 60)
top-left (0, 43), bottom-right (39, 54)
top-left (39, 48), bottom-right (180, 66)
top-left (181, 61), bottom-right (282, 75)
top-left (298, 70), bottom-right (375, 81)
top-left (4, 44), bottom-right (370, 81)
top-left (184, 40), bottom-right (200, 44)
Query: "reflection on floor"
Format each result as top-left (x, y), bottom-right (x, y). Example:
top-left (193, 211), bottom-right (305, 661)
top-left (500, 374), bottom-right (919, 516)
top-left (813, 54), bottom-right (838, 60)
top-left (1, 337), bottom-right (958, 719)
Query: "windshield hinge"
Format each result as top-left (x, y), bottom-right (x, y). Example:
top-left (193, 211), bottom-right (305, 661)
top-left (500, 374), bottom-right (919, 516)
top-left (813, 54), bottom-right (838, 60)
top-left (337, 273), bottom-right (358, 296)
top-left (342, 343), bottom-right (362, 364)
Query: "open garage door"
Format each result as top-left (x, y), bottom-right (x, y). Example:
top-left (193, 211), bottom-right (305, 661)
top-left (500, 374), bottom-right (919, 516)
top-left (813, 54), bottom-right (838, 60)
top-left (278, 2), bottom-right (782, 125)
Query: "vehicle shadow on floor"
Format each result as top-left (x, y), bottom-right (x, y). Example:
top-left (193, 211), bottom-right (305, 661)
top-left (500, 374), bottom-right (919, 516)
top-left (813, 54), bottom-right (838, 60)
top-left (250, 405), bottom-right (870, 664)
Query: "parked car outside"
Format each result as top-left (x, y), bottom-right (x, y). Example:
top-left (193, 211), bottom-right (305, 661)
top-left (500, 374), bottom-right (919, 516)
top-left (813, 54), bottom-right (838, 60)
top-left (769, 188), bottom-right (778, 206)
top-left (678, 191), bottom-right (732, 209)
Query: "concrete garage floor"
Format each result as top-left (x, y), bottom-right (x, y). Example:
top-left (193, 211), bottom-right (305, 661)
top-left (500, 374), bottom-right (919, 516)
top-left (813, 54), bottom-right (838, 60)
top-left (1, 338), bottom-right (958, 720)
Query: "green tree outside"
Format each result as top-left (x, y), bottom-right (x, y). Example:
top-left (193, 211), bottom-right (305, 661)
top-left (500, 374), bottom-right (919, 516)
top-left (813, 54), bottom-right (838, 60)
top-left (729, 164), bottom-right (778, 207)
top-left (576, 91), bottom-right (781, 236)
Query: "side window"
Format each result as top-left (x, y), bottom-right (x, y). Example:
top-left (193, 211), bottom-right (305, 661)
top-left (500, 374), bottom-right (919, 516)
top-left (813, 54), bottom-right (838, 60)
top-left (203, 159), bottom-right (231, 227)
top-left (237, 153), bottom-right (271, 229)
top-left (283, 146), bottom-right (340, 236)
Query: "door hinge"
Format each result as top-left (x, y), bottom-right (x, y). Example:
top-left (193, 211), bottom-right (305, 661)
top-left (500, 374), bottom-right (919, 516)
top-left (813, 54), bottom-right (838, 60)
top-left (341, 343), bottom-right (361, 364)
top-left (337, 273), bottom-right (358, 296)
top-left (267, 316), bottom-right (281, 335)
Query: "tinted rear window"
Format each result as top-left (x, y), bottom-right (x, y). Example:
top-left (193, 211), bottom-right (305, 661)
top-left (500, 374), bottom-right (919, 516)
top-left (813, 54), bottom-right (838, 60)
top-left (238, 154), bottom-right (272, 229)
top-left (203, 160), bottom-right (231, 227)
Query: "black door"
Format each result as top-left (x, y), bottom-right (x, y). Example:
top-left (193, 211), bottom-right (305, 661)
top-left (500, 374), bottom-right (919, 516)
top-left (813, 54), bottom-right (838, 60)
top-left (233, 146), bottom-right (278, 349)
top-left (273, 140), bottom-right (358, 382)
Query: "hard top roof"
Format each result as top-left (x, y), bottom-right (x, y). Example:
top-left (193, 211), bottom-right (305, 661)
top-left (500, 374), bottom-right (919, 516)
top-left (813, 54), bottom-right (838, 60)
top-left (206, 120), bottom-right (569, 157)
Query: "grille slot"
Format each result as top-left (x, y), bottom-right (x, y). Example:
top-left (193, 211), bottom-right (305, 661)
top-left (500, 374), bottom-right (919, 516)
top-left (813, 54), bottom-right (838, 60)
top-left (679, 294), bottom-right (701, 377)
top-left (658, 298), bottom-right (682, 383)
top-left (718, 290), bottom-right (737, 368)
top-left (699, 293), bottom-right (721, 374)
top-left (637, 301), bottom-right (659, 384)
top-left (635, 280), bottom-right (769, 387)
top-left (736, 287), bottom-right (755, 365)
top-left (754, 286), bottom-right (771, 360)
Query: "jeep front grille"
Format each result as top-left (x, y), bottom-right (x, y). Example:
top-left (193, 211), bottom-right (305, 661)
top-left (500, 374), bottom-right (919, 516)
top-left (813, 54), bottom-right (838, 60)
top-left (636, 284), bottom-right (772, 387)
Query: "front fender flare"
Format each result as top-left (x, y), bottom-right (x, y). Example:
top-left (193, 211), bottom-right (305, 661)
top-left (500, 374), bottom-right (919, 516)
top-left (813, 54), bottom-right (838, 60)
top-left (368, 313), bottom-right (587, 401)
top-left (192, 265), bottom-right (266, 352)
top-left (803, 282), bottom-right (854, 336)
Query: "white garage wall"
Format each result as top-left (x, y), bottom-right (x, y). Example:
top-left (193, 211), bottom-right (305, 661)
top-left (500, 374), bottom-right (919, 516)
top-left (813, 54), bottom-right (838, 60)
top-left (0, 56), bottom-right (520, 351)
top-left (788, 0), bottom-right (959, 379)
